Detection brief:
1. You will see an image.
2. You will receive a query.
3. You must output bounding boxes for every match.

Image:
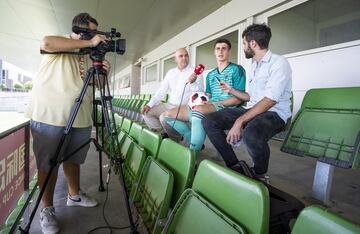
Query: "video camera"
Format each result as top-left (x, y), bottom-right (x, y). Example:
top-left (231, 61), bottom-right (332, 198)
top-left (72, 26), bottom-right (126, 61)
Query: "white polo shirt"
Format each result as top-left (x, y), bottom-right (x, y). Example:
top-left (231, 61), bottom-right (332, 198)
top-left (246, 50), bottom-right (292, 122)
top-left (147, 65), bottom-right (204, 107)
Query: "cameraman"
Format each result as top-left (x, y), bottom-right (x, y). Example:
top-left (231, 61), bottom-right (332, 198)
top-left (26, 13), bottom-right (110, 234)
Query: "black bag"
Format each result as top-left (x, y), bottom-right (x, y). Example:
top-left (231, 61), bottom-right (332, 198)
top-left (238, 160), bottom-right (305, 234)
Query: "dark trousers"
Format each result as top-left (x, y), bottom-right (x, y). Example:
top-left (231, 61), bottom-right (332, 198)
top-left (203, 107), bottom-right (285, 174)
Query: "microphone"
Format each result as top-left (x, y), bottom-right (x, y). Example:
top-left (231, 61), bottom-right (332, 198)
top-left (194, 64), bottom-right (205, 75)
top-left (186, 64), bottom-right (205, 84)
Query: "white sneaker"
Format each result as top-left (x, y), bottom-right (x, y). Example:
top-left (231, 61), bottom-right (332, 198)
top-left (67, 190), bottom-right (98, 207)
top-left (40, 206), bottom-right (60, 234)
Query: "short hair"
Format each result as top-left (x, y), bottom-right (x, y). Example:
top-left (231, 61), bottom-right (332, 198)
top-left (242, 24), bottom-right (272, 49)
top-left (72, 13), bottom-right (98, 28)
top-left (214, 38), bottom-right (231, 50)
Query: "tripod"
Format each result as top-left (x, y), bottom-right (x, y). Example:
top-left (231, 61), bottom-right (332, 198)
top-left (19, 60), bottom-right (137, 233)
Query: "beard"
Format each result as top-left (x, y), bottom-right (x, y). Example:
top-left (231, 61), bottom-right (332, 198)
top-left (244, 47), bottom-right (255, 59)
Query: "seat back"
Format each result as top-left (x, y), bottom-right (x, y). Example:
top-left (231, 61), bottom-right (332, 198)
top-left (163, 189), bottom-right (245, 234)
top-left (192, 160), bottom-right (270, 234)
top-left (114, 114), bottom-right (123, 131)
top-left (161, 94), bottom-right (168, 103)
top-left (157, 139), bottom-right (195, 207)
top-left (123, 144), bottom-right (146, 195)
top-left (138, 128), bottom-right (161, 157)
top-left (121, 118), bottom-right (132, 134)
top-left (282, 87), bottom-right (360, 168)
top-left (132, 157), bottom-right (173, 234)
top-left (144, 94), bottom-right (151, 101)
top-left (291, 205), bottom-right (360, 234)
top-left (129, 122), bottom-right (143, 143)
top-left (120, 135), bottom-right (134, 159)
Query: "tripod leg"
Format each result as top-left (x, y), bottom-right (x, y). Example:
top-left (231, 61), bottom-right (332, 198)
top-left (93, 84), bottom-right (105, 191)
top-left (95, 67), bottom-right (137, 233)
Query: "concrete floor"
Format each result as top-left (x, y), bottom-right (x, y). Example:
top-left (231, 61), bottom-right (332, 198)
top-left (26, 135), bottom-right (360, 233)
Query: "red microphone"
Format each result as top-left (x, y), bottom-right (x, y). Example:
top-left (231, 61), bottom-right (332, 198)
top-left (186, 64), bottom-right (204, 84)
top-left (187, 64), bottom-right (204, 84)
top-left (194, 64), bottom-right (205, 75)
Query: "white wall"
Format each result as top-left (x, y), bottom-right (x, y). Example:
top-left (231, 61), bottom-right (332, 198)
top-left (114, 0), bottom-right (360, 118)
top-left (287, 41), bottom-right (360, 114)
top-left (139, 0), bottom-right (285, 92)
top-left (114, 65), bottom-right (132, 96)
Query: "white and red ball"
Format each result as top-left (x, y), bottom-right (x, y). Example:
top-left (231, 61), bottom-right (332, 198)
top-left (188, 92), bottom-right (208, 109)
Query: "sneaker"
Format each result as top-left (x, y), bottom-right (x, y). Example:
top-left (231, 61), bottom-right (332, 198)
top-left (40, 206), bottom-right (60, 234)
top-left (67, 190), bottom-right (98, 207)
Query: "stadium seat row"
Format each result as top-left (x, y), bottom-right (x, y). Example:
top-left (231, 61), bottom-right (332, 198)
top-left (97, 107), bottom-right (360, 234)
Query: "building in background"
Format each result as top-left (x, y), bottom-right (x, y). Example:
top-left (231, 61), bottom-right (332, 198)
top-left (0, 59), bottom-right (34, 90)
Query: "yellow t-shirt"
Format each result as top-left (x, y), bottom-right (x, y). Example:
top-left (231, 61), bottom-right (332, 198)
top-left (26, 36), bottom-right (93, 127)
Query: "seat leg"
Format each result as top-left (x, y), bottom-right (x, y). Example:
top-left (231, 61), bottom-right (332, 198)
top-left (312, 161), bottom-right (334, 205)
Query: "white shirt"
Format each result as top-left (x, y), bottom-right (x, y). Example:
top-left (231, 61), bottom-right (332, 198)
top-left (246, 50), bottom-right (292, 122)
top-left (147, 65), bottom-right (204, 107)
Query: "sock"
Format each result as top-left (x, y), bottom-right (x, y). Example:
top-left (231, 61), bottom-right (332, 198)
top-left (190, 110), bottom-right (206, 152)
top-left (165, 118), bottom-right (191, 141)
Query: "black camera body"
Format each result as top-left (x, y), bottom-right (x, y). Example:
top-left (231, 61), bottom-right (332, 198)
top-left (73, 26), bottom-right (126, 61)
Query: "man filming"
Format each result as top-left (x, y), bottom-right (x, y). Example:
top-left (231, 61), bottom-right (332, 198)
top-left (26, 13), bottom-right (109, 234)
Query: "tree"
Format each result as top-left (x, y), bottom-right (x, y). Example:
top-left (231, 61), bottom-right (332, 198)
top-left (14, 82), bottom-right (23, 89)
top-left (24, 81), bottom-right (33, 90)
top-left (0, 84), bottom-right (5, 90)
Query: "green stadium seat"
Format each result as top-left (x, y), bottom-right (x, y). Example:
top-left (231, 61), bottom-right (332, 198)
top-left (156, 139), bottom-right (195, 207)
top-left (120, 135), bottom-right (134, 160)
top-left (5, 206), bottom-right (23, 227)
top-left (282, 87), bottom-right (360, 168)
top-left (123, 143), bottom-right (146, 195)
top-left (291, 205), bottom-right (360, 234)
top-left (161, 94), bottom-right (169, 103)
top-left (132, 157), bottom-right (174, 234)
top-left (114, 114), bottom-right (123, 131)
top-left (192, 160), bottom-right (270, 234)
top-left (17, 189), bottom-right (39, 206)
top-left (163, 189), bottom-right (245, 234)
top-left (138, 128), bottom-right (161, 157)
top-left (281, 87), bottom-right (360, 204)
top-left (129, 122), bottom-right (143, 143)
top-left (121, 118), bottom-right (132, 134)
top-left (0, 226), bottom-right (12, 234)
top-left (29, 180), bottom-right (37, 191)
top-left (144, 94), bottom-right (152, 101)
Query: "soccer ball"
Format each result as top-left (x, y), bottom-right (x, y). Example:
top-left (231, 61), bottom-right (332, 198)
top-left (188, 92), bottom-right (208, 109)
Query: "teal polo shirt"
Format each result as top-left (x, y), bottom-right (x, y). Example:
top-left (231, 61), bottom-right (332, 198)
top-left (205, 62), bottom-right (246, 107)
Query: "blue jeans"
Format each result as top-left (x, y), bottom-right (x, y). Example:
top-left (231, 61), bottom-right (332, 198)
top-left (203, 107), bottom-right (285, 174)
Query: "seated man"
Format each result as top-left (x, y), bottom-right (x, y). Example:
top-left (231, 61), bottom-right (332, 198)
top-left (165, 38), bottom-right (246, 154)
top-left (141, 48), bottom-right (204, 140)
top-left (203, 24), bottom-right (292, 181)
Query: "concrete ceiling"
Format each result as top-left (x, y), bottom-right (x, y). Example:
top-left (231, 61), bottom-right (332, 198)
top-left (0, 0), bottom-right (230, 74)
